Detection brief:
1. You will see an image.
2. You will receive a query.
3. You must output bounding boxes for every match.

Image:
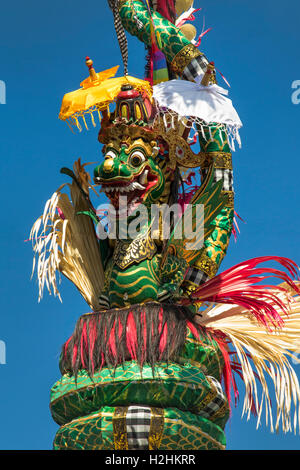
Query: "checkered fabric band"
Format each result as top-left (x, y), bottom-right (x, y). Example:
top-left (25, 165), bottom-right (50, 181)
top-left (198, 376), bottom-right (227, 420)
top-left (108, 0), bottom-right (129, 75)
top-left (202, 168), bottom-right (234, 192)
top-left (182, 54), bottom-right (209, 81)
top-left (126, 406), bottom-right (152, 450)
top-left (185, 267), bottom-right (209, 285)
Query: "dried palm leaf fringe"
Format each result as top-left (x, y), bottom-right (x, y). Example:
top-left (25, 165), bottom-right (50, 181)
top-left (30, 172), bottom-right (105, 311)
top-left (197, 283), bottom-right (300, 434)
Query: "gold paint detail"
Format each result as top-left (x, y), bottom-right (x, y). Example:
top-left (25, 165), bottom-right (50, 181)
top-left (110, 284), bottom-right (157, 300)
top-left (201, 152), bottom-right (232, 170)
top-left (171, 44), bottom-right (202, 76)
top-left (153, 118), bottom-right (206, 169)
top-left (111, 266), bottom-right (149, 278)
top-left (99, 121), bottom-right (157, 146)
top-left (113, 407), bottom-right (128, 450)
top-left (103, 158), bottom-right (114, 173)
top-left (194, 252), bottom-right (219, 278)
top-left (113, 236), bottom-right (157, 269)
top-left (194, 388), bottom-right (217, 413)
top-left (163, 417), bottom-right (225, 450)
top-left (149, 408), bottom-right (165, 450)
top-left (222, 190), bottom-right (234, 208)
top-left (110, 275), bottom-right (155, 289)
top-left (210, 401), bottom-right (229, 421)
top-left (201, 62), bottom-right (217, 86)
top-left (135, 103), bottom-right (142, 120)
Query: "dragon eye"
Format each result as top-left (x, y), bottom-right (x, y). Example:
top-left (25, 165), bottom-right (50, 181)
top-left (129, 151), bottom-right (145, 168)
top-left (105, 150), bottom-right (117, 159)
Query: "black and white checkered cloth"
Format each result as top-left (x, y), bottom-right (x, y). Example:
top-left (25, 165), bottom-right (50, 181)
top-left (182, 54), bottom-right (209, 81)
top-left (126, 406), bottom-right (152, 450)
top-left (214, 169), bottom-right (233, 192)
top-left (108, 0), bottom-right (129, 75)
top-left (202, 168), bottom-right (234, 192)
top-left (185, 267), bottom-right (209, 286)
top-left (199, 376), bottom-right (227, 420)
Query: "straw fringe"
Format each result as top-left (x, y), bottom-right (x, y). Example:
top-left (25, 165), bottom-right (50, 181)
top-left (30, 177), bottom-right (105, 311)
top-left (197, 284), bottom-right (300, 433)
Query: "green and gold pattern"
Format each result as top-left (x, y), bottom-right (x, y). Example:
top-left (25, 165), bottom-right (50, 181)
top-left (179, 328), bottom-right (224, 381)
top-left (52, 324), bottom-right (229, 450)
top-left (53, 407), bottom-right (115, 450)
top-left (195, 125), bottom-right (234, 275)
top-left (51, 361), bottom-right (222, 425)
top-left (119, 0), bottom-right (202, 76)
top-left (53, 406), bottom-right (226, 450)
top-left (106, 257), bottom-right (161, 307)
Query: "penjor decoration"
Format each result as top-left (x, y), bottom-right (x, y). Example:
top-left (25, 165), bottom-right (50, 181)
top-left (30, 1), bottom-right (300, 450)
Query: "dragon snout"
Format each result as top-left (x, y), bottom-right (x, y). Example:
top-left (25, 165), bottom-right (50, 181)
top-left (103, 158), bottom-right (114, 174)
top-left (94, 159), bottom-right (132, 183)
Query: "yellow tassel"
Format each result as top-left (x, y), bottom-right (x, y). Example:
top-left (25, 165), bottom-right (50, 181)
top-left (90, 111), bottom-right (96, 128)
top-left (75, 117), bottom-right (82, 132)
top-left (82, 114), bottom-right (89, 131)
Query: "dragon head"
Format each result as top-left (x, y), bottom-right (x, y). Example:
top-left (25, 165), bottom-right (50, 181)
top-left (94, 84), bottom-right (170, 218)
top-left (94, 136), bottom-right (166, 217)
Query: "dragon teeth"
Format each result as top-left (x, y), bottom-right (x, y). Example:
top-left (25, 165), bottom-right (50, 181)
top-left (102, 177), bottom-right (146, 194)
top-left (139, 169), bottom-right (148, 186)
top-left (132, 182), bottom-right (146, 190)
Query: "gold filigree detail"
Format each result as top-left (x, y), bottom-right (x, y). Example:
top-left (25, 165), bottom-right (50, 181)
top-left (113, 236), bottom-right (157, 270)
top-left (210, 401), bottom-right (229, 421)
top-left (99, 120), bottom-right (157, 145)
top-left (221, 190), bottom-right (234, 208)
top-left (149, 408), bottom-right (165, 450)
top-left (171, 44), bottom-right (202, 76)
top-left (154, 119), bottom-right (205, 169)
top-left (194, 252), bottom-right (219, 278)
top-left (201, 152), bottom-right (232, 170)
top-left (113, 407), bottom-right (128, 450)
top-left (194, 389), bottom-right (217, 413)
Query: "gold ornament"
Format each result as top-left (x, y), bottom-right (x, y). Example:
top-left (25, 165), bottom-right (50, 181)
top-left (175, 0), bottom-right (194, 17)
top-left (171, 44), bottom-right (202, 76)
top-left (179, 24), bottom-right (197, 42)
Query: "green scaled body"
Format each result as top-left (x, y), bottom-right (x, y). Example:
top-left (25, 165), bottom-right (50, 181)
top-left (51, 327), bottom-right (229, 450)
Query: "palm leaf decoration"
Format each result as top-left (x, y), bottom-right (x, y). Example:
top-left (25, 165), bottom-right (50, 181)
top-left (30, 160), bottom-right (105, 311)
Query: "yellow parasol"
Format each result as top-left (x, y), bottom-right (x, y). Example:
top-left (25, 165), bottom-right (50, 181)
top-left (59, 57), bottom-right (153, 132)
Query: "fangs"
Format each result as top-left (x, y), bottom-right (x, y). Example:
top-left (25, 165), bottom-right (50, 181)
top-left (139, 169), bottom-right (148, 186)
top-left (100, 177), bottom-right (147, 195)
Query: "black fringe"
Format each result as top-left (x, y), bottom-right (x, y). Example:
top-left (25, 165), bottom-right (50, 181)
top-left (60, 302), bottom-right (196, 378)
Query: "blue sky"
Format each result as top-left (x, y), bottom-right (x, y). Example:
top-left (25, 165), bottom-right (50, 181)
top-left (0, 0), bottom-right (299, 450)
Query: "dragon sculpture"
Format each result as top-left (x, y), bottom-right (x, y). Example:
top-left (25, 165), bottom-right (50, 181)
top-left (30, 0), bottom-right (300, 451)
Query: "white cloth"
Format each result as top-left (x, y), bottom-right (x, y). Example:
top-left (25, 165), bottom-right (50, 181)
top-left (153, 78), bottom-right (243, 130)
